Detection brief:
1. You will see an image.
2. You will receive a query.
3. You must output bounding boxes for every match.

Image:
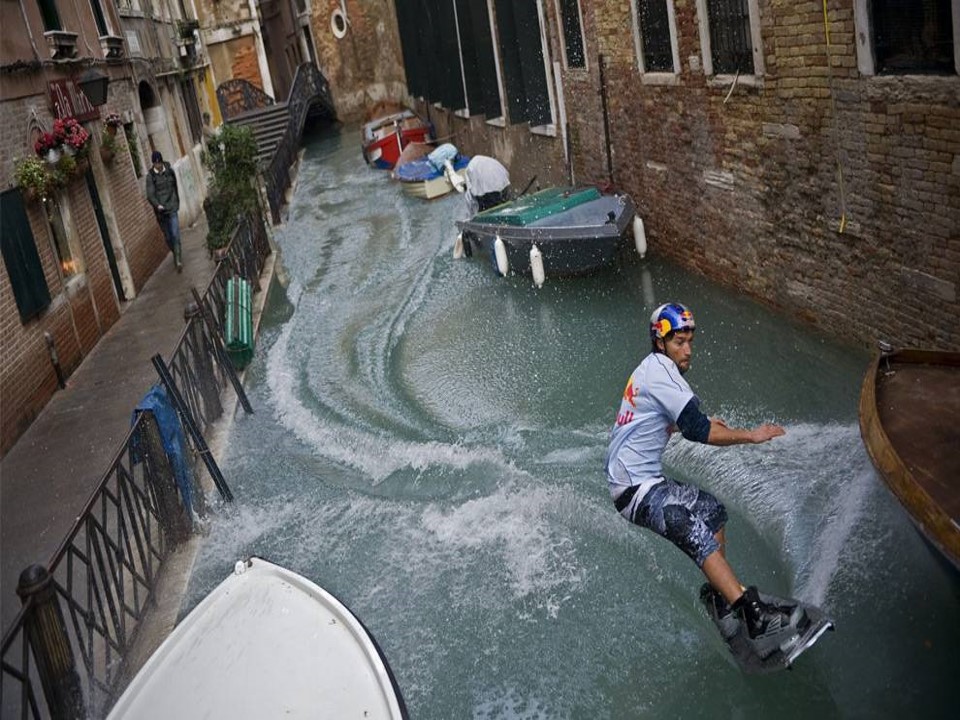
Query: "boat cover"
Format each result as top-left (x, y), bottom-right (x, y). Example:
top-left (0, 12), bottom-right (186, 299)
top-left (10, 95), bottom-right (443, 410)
top-left (464, 156), bottom-right (511, 196)
top-left (395, 154), bottom-right (470, 182)
top-left (473, 187), bottom-right (601, 227)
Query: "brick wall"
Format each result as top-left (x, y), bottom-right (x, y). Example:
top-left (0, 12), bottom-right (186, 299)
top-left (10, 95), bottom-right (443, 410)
top-left (309, 0), bottom-right (411, 121)
top-left (1, 88), bottom-right (169, 456)
top-left (231, 44), bottom-right (264, 90)
top-left (408, 0), bottom-right (959, 351)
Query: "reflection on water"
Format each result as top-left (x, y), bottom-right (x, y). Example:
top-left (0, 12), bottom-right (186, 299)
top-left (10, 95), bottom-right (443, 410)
top-left (186, 126), bottom-right (959, 718)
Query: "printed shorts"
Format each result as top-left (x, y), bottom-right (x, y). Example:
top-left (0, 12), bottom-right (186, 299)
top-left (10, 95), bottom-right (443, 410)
top-left (619, 478), bottom-right (727, 567)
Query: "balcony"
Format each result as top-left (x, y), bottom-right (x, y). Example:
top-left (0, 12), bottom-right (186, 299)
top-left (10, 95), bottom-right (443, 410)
top-left (100, 35), bottom-right (125, 60)
top-left (44, 30), bottom-right (78, 60)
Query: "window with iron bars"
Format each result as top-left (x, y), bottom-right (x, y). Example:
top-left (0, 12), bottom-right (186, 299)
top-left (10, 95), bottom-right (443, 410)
top-left (558, 0), bottom-right (586, 69)
top-left (637, 0), bottom-right (674, 72)
top-left (706, 0), bottom-right (753, 75)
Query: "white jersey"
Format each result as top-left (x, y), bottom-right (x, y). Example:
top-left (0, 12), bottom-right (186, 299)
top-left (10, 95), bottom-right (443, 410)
top-left (605, 352), bottom-right (696, 499)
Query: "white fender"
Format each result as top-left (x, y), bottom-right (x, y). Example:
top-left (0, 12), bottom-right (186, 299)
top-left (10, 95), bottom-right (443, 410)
top-left (633, 216), bottom-right (647, 258)
top-left (494, 235), bottom-right (509, 276)
top-left (453, 232), bottom-right (465, 259)
top-left (530, 245), bottom-right (545, 288)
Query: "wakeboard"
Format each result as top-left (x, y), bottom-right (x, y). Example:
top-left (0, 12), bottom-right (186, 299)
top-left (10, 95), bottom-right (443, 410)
top-left (701, 588), bottom-right (834, 674)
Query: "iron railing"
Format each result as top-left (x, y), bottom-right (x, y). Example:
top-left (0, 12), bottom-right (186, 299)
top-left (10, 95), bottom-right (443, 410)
top-left (263, 63), bottom-right (334, 223)
top-left (215, 78), bottom-right (275, 121)
top-left (0, 211), bottom-right (270, 719)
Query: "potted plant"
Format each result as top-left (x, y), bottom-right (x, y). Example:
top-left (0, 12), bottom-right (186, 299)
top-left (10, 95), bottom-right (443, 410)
top-left (34, 131), bottom-right (61, 164)
top-left (14, 155), bottom-right (54, 201)
top-left (55, 118), bottom-right (91, 160)
top-left (104, 111), bottom-right (123, 136)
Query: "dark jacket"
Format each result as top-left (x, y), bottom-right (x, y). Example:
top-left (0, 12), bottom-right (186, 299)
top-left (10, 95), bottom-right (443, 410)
top-left (146, 162), bottom-right (180, 213)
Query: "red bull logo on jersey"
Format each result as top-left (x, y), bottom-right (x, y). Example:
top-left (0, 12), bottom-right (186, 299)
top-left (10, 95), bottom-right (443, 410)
top-left (622, 378), bottom-right (638, 408)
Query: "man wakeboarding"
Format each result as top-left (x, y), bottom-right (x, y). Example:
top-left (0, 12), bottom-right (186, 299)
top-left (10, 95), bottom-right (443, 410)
top-left (604, 302), bottom-right (809, 662)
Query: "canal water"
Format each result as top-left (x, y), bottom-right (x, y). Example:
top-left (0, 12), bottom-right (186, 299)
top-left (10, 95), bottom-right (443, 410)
top-left (184, 126), bottom-right (958, 718)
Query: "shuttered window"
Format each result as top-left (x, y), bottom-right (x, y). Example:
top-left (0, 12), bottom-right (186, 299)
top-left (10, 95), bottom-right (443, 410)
top-left (494, 0), bottom-right (552, 127)
top-left (706, 0), bottom-right (753, 74)
top-left (394, 0), bottom-right (466, 109)
top-left (871, 0), bottom-right (954, 74)
top-left (455, 0), bottom-right (503, 117)
top-left (637, 0), bottom-right (673, 72)
top-left (559, 0), bottom-right (586, 69)
top-left (1, 190), bottom-right (52, 323)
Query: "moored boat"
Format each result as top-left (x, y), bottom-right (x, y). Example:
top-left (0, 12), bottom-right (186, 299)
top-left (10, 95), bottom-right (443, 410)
top-left (455, 186), bottom-right (637, 284)
top-left (395, 155), bottom-right (470, 199)
top-left (107, 557), bottom-right (408, 719)
top-left (361, 109), bottom-right (432, 170)
top-left (394, 143), bottom-right (469, 200)
top-left (858, 347), bottom-right (960, 571)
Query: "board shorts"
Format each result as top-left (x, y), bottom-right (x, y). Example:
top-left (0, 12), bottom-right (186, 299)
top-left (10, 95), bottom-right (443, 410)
top-left (613, 477), bottom-right (727, 567)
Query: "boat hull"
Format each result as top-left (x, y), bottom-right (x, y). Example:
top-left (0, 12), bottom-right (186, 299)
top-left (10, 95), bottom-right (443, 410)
top-left (456, 191), bottom-right (636, 277)
top-left (396, 155), bottom-right (470, 200)
top-left (859, 349), bottom-right (960, 571)
top-left (107, 557), bottom-right (408, 719)
top-left (361, 112), bottom-right (432, 170)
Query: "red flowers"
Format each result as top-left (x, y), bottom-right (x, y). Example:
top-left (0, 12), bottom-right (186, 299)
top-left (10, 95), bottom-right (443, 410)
top-left (34, 132), bottom-right (59, 155)
top-left (35, 117), bottom-right (91, 156)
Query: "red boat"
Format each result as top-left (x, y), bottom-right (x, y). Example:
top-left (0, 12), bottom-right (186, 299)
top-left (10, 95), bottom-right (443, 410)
top-left (361, 108), bottom-right (432, 170)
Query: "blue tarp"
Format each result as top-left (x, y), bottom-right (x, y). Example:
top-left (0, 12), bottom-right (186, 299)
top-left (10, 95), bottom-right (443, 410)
top-left (395, 154), bottom-right (470, 182)
top-left (132, 384), bottom-right (194, 515)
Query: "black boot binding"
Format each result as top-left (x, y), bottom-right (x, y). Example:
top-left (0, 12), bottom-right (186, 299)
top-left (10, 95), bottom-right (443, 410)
top-left (733, 586), bottom-right (806, 658)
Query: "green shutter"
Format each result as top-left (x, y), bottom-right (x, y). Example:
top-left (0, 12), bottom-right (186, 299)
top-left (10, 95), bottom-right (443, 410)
top-left (1, 190), bottom-right (52, 323)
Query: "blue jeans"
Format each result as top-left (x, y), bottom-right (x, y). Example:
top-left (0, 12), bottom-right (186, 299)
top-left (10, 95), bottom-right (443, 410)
top-left (158, 211), bottom-right (181, 261)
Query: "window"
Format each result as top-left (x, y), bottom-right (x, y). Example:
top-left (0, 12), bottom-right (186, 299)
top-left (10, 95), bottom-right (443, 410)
top-left (181, 79), bottom-right (203, 144)
top-left (635, 0), bottom-right (678, 74)
top-left (89, 0), bottom-right (108, 36)
top-left (869, 0), bottom-right (955, 74)
top-left (706, 0), bottom-right (752, 74)
top-left (36, 0), bottom-right (62, 31)
top-left (394, 0), bottom-right (465, 110)
top-left (493, 0), bottom-right (553, 127)
top-left (43, 197), bottom-right (80, 279)
top-left (557, 0), bottom-right (586, 69)
top-left (1, 190), bottom-right (52, 323)
top-left (454, 0), bottom-right (503, 117)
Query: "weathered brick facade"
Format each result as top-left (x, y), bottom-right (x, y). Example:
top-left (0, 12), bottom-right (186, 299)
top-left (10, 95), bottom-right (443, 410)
top-left (0, 89), bottom-right (167, 456)
top-left (310, 0), bottom-right (411, 121)
top-left (372, 0), bottom-right (959, 351)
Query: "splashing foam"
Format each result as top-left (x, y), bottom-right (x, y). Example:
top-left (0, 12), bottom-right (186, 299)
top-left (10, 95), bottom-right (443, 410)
top-left (419, 482), bottom-right (585, 610)
top-left (667, 421), bottom-right (876, 607)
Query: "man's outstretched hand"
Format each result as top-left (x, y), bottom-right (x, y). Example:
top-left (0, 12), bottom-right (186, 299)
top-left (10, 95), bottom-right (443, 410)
top-left (749, 424), bottom-right (785, 443)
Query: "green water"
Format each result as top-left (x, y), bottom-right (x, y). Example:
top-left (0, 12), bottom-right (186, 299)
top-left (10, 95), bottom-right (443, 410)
top-left (185, 127), bottom-right (959, 718)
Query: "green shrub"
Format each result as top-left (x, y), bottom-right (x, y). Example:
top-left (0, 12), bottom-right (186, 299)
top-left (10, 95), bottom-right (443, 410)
top-left (202, 125), bottom-right (259, 250)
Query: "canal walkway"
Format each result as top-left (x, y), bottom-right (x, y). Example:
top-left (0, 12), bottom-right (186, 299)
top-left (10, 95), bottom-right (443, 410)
top-left (0, 217), bottom-right (220, 630)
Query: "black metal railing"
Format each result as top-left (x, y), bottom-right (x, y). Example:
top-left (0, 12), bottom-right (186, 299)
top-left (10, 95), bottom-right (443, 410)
top-left (1, 413), bottom-right (183, 719)
top-left (216, 78), bottom-right (275, 120)
top-left (263, 63), bottom-right (334, 223)
top-left (0, 211), bottom-right (270, 719)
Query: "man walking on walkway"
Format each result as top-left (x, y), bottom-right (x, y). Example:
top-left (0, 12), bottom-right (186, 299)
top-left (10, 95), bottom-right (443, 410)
top-left (146, 151), bottom-right (182, 272)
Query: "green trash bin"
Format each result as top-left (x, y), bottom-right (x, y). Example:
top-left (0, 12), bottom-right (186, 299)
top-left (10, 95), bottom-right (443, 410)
top-left (225, 276), bottom-right (254, 370)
